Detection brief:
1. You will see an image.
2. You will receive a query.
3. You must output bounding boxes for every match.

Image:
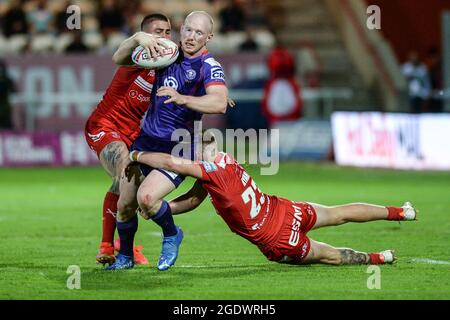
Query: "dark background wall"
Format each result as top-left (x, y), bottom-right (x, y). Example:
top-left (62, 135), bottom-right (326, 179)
top-left (369, 0), bottom-right (450, 62)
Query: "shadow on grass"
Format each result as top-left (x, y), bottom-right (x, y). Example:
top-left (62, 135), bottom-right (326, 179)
top-left (0, 260), bottom-right (367, 294)
top-left (25, 262), bottom-right (325, 292)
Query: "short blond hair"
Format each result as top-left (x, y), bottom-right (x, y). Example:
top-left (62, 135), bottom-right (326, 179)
top-left (185, 11), bottom-right (214, 33)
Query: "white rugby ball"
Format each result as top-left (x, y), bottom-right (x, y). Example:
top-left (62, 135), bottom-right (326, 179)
top-left (131, 38), bottom-right (179, 69)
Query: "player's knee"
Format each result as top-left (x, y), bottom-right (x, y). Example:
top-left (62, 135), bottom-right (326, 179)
top-left (136, 191), bottom-right (151, 209)
top-left (327, 208), bottom-right (346, 225)
top-left (137, 192), bottom-right (159, 215)
top-left (335, 213), bottom-right (347, 225)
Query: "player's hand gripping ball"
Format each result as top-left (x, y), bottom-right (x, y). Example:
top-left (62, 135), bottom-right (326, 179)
top-left (131, 38), bottom-right (179, 69)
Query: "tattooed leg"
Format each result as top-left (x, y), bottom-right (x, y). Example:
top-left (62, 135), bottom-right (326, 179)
top-left (300, 239), bottom-right (371, 265)
top-left (337, 248), bottom-right (370, 265)
top-left (99, 141), bottom-right (130, 194)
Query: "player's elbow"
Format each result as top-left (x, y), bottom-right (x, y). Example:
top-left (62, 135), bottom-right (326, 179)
top-left (112, 51), bottom-right (131, 66)
top-left (218, 104), bottom-right (227, 114)
top-left (112, 51), bottom-right (120, 64)
top-left (215, 99), bottom-right (227, 114)
top-left (112, 53), bottom-right (123, 66)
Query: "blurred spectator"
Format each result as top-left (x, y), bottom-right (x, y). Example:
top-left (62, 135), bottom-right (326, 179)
top-left (98, 0), bottom-right (125, 39)
top-left (2, 0), bottom-right (29, 37)
top-left (65, 31), bottom-right (89, 54)
top-left (262, 39), bottom-right (303, 126)
top-left (242, 0), bottom-right (269, 30)
top-left (0, 60), bottom-right (15, 130)
top-left (27, 0), bottom-right (53, 34)
top-left (402, 51), bottom-right (432, 114)
top-left (425, 47), bottom-right (443, 113)
top-left (267, 40), bottom-right (296, 78)
top-left (122, 0), bottom-right (142, 35)
top-left (169, 14), bottom-right (183, 45)
top-left (219, 0), bottom-right (245, 33)
top-left (54, 0), bottom-right (73, 35)
top-left (239, 28), bottom-right (259, 52)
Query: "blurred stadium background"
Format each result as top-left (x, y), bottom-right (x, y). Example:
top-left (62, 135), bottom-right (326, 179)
top-left (0, 0), bottom-right (449, 169)
top-left (1, 0), bottom-right (450, 300)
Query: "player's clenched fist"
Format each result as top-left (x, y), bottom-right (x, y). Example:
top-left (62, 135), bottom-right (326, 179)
top-left (135, 31), bottom-right (169, 59)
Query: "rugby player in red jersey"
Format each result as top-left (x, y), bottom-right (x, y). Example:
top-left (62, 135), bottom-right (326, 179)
top-left (84, 13), bottom-right (172, 266)
top-left (125, 132), bottom-right (417, 266)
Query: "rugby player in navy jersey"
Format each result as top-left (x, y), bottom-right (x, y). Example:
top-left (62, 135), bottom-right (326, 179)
top-left (106, 11), bottom-right (230, 271)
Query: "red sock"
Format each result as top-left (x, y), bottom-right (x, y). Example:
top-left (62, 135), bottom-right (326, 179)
top-left (386, 206), bottom-right (403, 221)
top-left (102, 192), bottom-right (119, 244)
top-left (369, 253), bottom-right (384, 264)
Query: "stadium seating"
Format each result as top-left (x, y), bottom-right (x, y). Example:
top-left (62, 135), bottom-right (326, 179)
top-left (6, 35), bottom-right (29, 54)
top-left (30, 34), bottom-right (56, 54)
top-left (0, 0), bottom-right (275, 55)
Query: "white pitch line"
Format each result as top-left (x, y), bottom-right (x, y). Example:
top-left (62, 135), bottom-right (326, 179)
top-left (146, 232), bottom-right (162, 237)
top-left (177, 264), bottom-right (269, 269)
top-left (177, 264), bottom-right (210, 269)
top-left (411, 258), bottom-right (450, 265)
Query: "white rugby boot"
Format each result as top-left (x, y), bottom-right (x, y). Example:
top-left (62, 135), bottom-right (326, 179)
top-left (379, 250), bottom-right (397, 264)
top-left (401, 201), bottom-right (418, 221)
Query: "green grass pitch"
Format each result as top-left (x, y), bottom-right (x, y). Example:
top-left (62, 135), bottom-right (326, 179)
top-left (0, 162), bottom-right (449, 300)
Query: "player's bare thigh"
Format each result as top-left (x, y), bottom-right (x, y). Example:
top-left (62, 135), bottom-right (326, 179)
top-left (309, 202), bottom-right (334, 230)
top-left (136, 169), bottom-right (177, 219)
top-left (300, 239), bottom-right (341, 265)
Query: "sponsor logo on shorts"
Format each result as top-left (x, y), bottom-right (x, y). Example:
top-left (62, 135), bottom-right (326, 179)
top-left (300, 242), bottom-right (309, 259)
top-left (288, 205), bottom-right (303, 247)
top-left (87, 131), bottom-right (105, 143)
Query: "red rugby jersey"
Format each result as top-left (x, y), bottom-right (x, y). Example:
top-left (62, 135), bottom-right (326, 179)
top-left (91, 66), bottom-right (155, 133)
top-left (199, 153), bottom-right (284, 247)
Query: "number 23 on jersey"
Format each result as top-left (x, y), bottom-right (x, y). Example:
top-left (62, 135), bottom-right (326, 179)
top-left (240, 171), bottom-right (265, 219)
